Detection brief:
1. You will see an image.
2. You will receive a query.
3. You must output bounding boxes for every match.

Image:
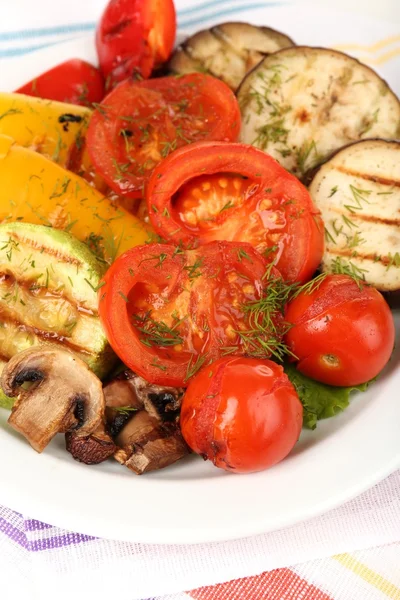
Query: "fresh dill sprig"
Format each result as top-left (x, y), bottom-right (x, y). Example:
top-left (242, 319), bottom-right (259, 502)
top-left (235, 268), bottom-right (296, 361)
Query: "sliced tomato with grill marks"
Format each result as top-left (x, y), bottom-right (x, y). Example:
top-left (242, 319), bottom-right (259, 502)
top-left (86, 74), bottom-right (241, 199)
top-left (147, 141), bottom-right (324, 283)
top-left (98, 240), bottom-right (282, 387)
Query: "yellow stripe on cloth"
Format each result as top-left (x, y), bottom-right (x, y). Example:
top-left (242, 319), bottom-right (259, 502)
top-left (333, 47), bottom-right (400, 66)
top-left (366, 48), bottom-right (400, 66)
top-left (334, 35), bottom-right (400, 65)
top-left (334, 554), bottom-right (400, 600)
top-left (334, 34), bottom-right (400, 53)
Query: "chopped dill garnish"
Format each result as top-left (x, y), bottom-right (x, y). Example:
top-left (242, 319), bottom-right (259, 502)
top-left (185, 353), bottom-right (209, 382)
top-left (150, 358), bottom-right (167, 371)
top-left (219, 201), bottom-right (235, 213)
top-left (330, 256), bottom-right (368, 287)
top-left (113, 406), bottom-right (139, 416)
top-left (386, 252), bottom-right (400, 270)
top-left (237, 248), bottom-right (253, 263)
top-left (184, 257), bottom-right (203, 280)
top-left (133, 311), bottom-right (185, 347)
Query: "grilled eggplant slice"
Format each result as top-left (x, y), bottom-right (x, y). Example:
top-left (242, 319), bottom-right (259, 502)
top-left (0, 222), bottom-right (116, 408)
top-left (309, 139), bottom-right (400, 291)
top-left (238, 47), bottom-right (400, 178)
top-left (169, 22), bottom-right (294, 91)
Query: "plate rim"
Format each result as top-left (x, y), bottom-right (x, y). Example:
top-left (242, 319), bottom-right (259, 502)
top-left (0, 4), bottom-right (399, 545)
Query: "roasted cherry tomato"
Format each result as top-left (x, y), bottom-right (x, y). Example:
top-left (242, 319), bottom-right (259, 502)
top-left (180, 357), bottom-right (303, 473)
top-left (98, 241), bottom-right (285, 387)
top-left (96, 0), bottom-right (176, 86)
top-left (15, 59), bottom-right (105, 106)
top-left (285, 274), bottom-right (395, 386)
top-left (146, 141), bottom-right (324, 283)
top-left (87, 74), bottom-right (240, 198)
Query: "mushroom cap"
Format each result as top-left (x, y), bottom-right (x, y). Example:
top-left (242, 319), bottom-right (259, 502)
top-left (2, 347), bottom-right (104, 452)
top-left (65, 425), bottom-right (116, 465)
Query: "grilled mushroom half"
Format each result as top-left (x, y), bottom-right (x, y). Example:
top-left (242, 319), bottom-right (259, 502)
top-left (114, 411), bottom-right (188, 475)
top-left (65, 425), bottom-right (116, 465)
top-left (1, 347), bottom-right (104, 453)
top-left (104, 369), bottom-right (189, 474)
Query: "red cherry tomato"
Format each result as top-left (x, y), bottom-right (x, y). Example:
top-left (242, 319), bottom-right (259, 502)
top-left (15, 59), bottom-right (105, 106)
top-left (285, 274), bottom-right (395, 386)
top-left (147, 141), bottom-right (324, 283)
top-left (96, 0), bottom-right (176, 86)
top-left (180, 357), bottom-right (303, 473)
top-left (87, 75), bottom-right (241, 198)
top-left (98, 241), bottom-right (285, 387)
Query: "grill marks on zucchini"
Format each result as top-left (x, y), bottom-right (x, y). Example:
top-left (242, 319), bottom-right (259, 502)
top-left (309, 140), bottom-right (400, 291)
top-left (237, 47), bottom-right (400, 177)
top-left (10, 233), bottom-right (83, 266)
top-left (0, 223), bottom-right (116, 408)
top-left (169, 22), bottom-right (294, 91)
top-left (0, 315), bottom-right (94, 357)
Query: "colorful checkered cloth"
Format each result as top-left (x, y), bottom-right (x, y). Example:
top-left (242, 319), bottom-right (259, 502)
top-left (1, 1), bottom-right (400, 599)
top-left (1, 472), bottom-right (400, 599)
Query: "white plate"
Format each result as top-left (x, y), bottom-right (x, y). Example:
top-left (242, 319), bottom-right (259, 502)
top-left (0, 5), bottom-right (399, 545)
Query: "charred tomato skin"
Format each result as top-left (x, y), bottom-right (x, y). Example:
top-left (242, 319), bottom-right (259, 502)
top-left (16, 59), bottom-right (105, 106)
top-left (180, 357), bottom-right (303, 473)
top-left (285, 274), bottom-right (395, 386)
top-left (96, 0), bottom-right (176, 85)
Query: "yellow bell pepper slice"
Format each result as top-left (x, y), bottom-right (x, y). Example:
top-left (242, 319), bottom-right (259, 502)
top-left (0, 135), bottom-right (151, 264)
top-left (0, 92), bottom-right (91, 167)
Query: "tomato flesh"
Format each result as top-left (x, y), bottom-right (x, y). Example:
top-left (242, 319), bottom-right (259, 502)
top-left (15, 59), bottom-right (105, 106)
top-left (285, 274), bottom-right (395, 386)
top-left (96, 0), bottom-right (176, 86)
top-left (180, 357), bottom-right (303, 473)
top-left (98, 241), bottom-right (285, 387)
top-left (148, 141), bottom-right (324, 283)
top-left (87, 75), bottom-right (241, 198)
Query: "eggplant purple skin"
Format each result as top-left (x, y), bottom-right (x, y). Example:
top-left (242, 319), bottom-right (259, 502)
top-left (236, 44), bottom-right (399, 102)
top-left (169, 22), bottom-right (295, 91)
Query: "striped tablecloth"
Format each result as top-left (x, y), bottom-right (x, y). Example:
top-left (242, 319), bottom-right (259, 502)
top-left (1, 1), bottom-right (400, 599)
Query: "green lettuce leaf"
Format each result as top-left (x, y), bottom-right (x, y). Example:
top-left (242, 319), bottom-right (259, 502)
top-left (284, 364), bottom-right (370, 430)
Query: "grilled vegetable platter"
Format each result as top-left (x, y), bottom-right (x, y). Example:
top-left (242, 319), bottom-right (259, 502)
top-left (0, 0), bottom-right (398, 478)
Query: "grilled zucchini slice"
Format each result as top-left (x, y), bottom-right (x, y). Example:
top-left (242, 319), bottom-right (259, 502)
top-left (237, 47), bottom-right (400, 178)
top-left (309, 139), bottom-right (400, 291)
top-left (169, 22), bottom-right (294, 91)
top-left (0, 222), bottom-right (116, 408)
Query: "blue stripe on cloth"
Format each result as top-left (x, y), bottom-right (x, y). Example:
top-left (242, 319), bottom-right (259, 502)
top-left (0, 22), bottom-right (95, 42)
top-left (0, 1), bottom-right (286, 50)
top-left (178, 0), bottom-right (270, 15)
top-left (0, 39), bottom-right (74, 58)
top-left (179, 2), bottom-right (281, 28)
